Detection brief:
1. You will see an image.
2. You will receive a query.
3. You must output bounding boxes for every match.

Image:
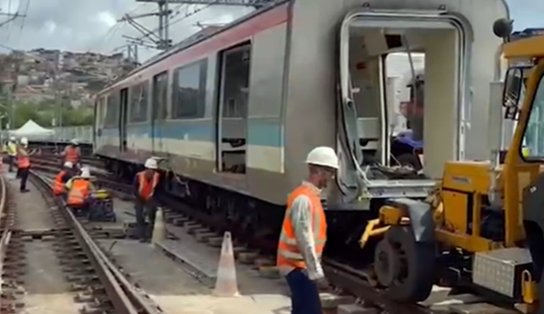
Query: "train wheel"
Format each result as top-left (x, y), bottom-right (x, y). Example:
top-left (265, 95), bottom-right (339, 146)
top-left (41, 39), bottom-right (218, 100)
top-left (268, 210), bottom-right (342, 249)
top-left (374, 238), bottom-right (400, 286)
top-left (379, 226), bottom-right (435, 303)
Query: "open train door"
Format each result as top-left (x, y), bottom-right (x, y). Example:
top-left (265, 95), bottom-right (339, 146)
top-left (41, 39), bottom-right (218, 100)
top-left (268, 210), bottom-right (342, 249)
top-left (119, 88), bottom-right (128, 152)
top-left (151, 71), bottom-right (168, 154)
top-left (335, 8), bottom-right (471, 204)
top-left (93, 96), bottom-right (102, 153)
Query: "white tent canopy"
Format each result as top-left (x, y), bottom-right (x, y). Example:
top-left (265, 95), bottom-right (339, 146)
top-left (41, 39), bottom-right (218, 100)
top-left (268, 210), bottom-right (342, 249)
top-left (9, 119), bottom-right (54, 139)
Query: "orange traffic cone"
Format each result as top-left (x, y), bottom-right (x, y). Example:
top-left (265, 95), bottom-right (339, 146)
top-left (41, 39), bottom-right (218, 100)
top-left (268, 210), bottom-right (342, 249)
top-left (213, 231), bottom-right (239, 297)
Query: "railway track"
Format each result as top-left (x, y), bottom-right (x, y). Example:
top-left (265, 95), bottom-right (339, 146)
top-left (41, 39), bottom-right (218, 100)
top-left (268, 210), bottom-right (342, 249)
top-left (29, 150), bottom-right (519, 313)
top-left (27, 151), bottom-right (437, 314)
top-left (0, 166), bottom-right (163, 313)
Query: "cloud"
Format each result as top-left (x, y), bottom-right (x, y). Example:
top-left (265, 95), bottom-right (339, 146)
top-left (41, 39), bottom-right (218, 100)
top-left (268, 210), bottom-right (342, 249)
top-left (0, 0), bottom-right (252, 62)
top-left (3, 0), bottom-right (538, 63)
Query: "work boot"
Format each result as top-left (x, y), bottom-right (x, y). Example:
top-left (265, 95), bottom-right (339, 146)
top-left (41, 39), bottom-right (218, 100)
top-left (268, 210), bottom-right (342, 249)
top-left (20, 189), bottom-right (29, 193)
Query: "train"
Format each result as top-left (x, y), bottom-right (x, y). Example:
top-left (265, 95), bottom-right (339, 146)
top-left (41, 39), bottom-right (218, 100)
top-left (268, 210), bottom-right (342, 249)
top-left (88, 0), bottom-right (509, 253)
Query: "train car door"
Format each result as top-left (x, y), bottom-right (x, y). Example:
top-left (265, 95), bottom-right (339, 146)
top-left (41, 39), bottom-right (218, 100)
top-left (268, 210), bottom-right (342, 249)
top-left (119, 88), bottom-right (128, 152)
top-left (93, 97), bottom-right (101, 152)
top-left (152, 71), bottom-right (168, 154)
top-left (216, 42), bottom-right (251, 174)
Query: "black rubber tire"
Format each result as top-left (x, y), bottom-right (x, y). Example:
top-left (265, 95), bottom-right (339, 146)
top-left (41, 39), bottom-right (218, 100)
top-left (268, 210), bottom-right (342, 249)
top-left (395, 153), bottom-right (422, 170)
top-left (384, 226), bottom-right (436, 303)
top-left (374, 238), bottom-right (401, 287)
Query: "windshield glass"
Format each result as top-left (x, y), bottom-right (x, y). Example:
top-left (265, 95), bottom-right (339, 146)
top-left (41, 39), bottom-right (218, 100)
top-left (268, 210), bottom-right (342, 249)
top-left (522, 75), bottom-right (544, 159)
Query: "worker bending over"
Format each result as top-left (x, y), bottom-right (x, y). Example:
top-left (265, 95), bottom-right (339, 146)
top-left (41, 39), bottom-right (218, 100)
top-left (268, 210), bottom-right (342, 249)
top-left (53, 161), bottom-right (76, 199)
top-left (63, 139), bottom-right (81, 168)
top-left (134, 158), bottom-right (160, 243)
top-left (5, 136), bottom-right (17, 172)
top-left (17, 137), bottom-right (31, 193)
top-left (65, 167), bottom-right (95, 214)
top-left (277, 146), bottom-right (338, 314)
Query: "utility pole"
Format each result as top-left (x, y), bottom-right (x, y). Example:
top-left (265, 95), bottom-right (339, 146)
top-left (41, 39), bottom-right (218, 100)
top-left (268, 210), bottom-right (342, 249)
top-left (121, 0), bottom-right (273, 51)
top-left (118, 7), bottom-right (172, 50)
top-left (136, 0), bottom-right (274, 7)
top-left (8, 56), bottom-right (21, 130)
top-left (0, 11), bottom-right (26, 28)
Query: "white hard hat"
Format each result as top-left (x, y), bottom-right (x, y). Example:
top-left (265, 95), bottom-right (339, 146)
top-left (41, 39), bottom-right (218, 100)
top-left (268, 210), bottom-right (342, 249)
top-left (305, 146), bottom-right (339, 169)
top-left (64, 161), bottom-right (74, 168)
top-left (9, 136), bottom-right (15, 141)
top-left (20, 137), bottom-right (28, 145)
top-left (145, 158), bottom-right (158, 169)
top-left (80, 167), bottom-right (91, 179)
top-left (71, 139), bottom-right (79, 145)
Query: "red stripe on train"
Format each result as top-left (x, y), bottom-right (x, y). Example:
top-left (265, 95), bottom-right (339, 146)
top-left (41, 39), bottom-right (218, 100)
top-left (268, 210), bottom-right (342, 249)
top-left (106, 3), bottom-right (289, 92)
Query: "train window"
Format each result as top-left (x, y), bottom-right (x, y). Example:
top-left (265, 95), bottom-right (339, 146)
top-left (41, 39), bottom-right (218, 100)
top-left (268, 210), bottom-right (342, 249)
top-left (129, 81), bottom-right (149, 123)
top-left (152, 72), bottom-right (168, 120)
top-left (172, 59), bottom-right (207, 119)
top-left (104, 93), bottom-right (119, 127)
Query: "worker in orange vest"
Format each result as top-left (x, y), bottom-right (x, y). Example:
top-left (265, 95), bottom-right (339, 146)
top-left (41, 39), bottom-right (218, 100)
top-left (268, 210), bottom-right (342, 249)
top-left (17, 137), bottom-right (31, 193)
top-left (134, 158), bottom-right (160, 243)
top-left (53, 161), bottom-right (76, 199)
top-left (62, 139), bottom-right (81, 168)
top-left (65, 167), bottom-right (95, 213)
top-left (276, 146), bottom-right (338, 314)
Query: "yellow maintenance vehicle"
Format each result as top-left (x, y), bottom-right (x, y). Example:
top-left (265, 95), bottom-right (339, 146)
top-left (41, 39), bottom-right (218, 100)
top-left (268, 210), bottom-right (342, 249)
top-left (362, 19), bottom-right (544, 313)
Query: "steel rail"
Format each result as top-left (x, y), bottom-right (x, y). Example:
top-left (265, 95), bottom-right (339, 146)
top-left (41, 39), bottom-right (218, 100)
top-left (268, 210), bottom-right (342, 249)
top-left (29, 171), bottom-right (160, 314)
top-left (323, 259), bottom-right (429, 314)
top-left (0, 174), bottom-right (10, 297)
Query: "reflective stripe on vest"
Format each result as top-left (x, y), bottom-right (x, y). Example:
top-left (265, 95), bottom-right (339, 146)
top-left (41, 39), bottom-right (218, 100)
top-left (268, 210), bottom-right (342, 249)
top-left (53, 171), bottom-right (67, 196)
top-left (137, 171), bottom-right (159, 200)
top-left (65, 146), bottom-right (79, 163)
top-left (67, 179), bottom-right (90, 206)
top-left (7, 143), bottom-right (16, 156)
top-left (276, 184), bottom-right (327, 269)
top-left (17, 148), bottom-right (30, 168)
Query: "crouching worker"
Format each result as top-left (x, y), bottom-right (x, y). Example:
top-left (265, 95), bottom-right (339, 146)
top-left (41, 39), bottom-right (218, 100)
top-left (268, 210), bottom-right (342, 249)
top-left (65, 167), bottom-right (95, 216)
top-left (53, 161), bottom-right (75, 200)
top-left (134, 158), bottom-right (160, 243)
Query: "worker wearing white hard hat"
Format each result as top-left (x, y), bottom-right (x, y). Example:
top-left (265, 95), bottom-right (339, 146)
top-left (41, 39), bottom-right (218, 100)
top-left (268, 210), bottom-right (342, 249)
top-left (5, 136), bottom-right (17, 172)
top-left (134, 158), bottom-right (160, 242)
top-left (63, 139), bottom-right (81, 167)
top-left (53, 161), bottom-right (76, 198)
top-left (16, 137), bottom-right (31, 193)
top-left (277, 146), bottom-right (339, 314)
top-left (65, 167), bottom-right (96, 213)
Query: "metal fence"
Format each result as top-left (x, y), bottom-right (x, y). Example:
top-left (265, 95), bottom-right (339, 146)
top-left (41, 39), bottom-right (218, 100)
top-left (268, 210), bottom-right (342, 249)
top-left (50, 126), bottom-right (93, 144)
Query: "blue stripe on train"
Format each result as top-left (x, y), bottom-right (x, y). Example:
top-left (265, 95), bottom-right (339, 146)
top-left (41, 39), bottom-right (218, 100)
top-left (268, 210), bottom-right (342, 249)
top-left (101, 119), bottom-right (283, 147)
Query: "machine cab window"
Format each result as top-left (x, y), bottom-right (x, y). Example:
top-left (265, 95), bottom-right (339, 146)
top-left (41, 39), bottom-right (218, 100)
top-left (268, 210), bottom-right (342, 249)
top-left (522, 72), bottom-right (544, 160)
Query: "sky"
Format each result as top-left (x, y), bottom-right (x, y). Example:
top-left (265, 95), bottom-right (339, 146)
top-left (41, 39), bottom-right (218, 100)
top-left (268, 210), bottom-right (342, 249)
top-left (0, 0), bottom-right (253, 62)
top-left (0, 0), bottom-right (541, 63)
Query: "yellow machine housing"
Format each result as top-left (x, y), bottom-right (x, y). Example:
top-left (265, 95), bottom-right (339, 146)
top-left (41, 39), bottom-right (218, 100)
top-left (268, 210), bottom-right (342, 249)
top-left (362, 24), bottom-right (544, 312)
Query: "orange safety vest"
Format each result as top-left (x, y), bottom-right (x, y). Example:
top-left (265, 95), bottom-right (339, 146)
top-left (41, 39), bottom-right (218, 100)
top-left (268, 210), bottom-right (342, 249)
top-left (137, 171), bottom-right (159, 200)
top-left (53, 171), bottom-right (67, 196)
top-left (65, 146), bottom-right (80, 163)
top-left (67, 178), bottom-right (91, 206)
top-left (276, 184), bottom-right (327, 269)
top-left (17, 148), bottom-right (30, 169)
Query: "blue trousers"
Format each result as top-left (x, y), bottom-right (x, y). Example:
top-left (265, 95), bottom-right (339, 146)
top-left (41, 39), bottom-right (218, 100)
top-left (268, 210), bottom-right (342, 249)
top-left (285, 269), bottom-right (322, 314)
